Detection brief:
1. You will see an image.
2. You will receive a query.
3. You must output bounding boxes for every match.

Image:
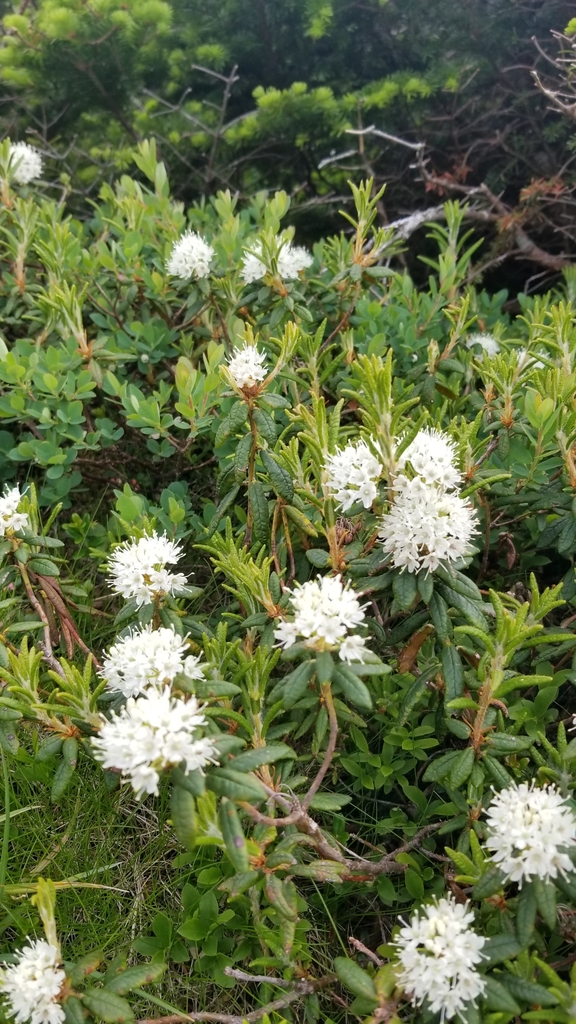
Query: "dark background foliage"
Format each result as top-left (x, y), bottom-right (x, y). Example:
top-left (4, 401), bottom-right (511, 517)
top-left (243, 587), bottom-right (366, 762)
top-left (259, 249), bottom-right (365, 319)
top-left (1, 0), bottom-right (576, 291)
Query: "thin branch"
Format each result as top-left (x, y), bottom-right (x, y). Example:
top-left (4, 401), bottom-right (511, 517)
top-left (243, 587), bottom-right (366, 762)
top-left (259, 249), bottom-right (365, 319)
top-left (136, 974), bottom-right (335, 1024)
top-left (301, 683), bottom-right (338, 811)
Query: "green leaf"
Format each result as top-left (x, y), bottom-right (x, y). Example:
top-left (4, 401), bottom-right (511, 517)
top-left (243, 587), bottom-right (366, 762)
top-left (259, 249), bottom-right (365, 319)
top-left (482, 753), bottom-right (513, 787)
top-left (428, 591), bottom-right (452, 641)
top-left (393, 571), bottom-right (418, 610)
top-left (332, 665), bottom-right (372, 710)
top-left (290, 861), bottom-right (346, 882)
top-left (396, 671), bottom-right (430, 727)
top-left (64, 996), bottom-right (86, 1024)
top-left (306, 548), bottom-right (331, 567)
top-left (481, 934), bottom-right (522, 967)
top-left (234, 432), bottom-right (254, 482)
top-left (219, 797), bottom-right (249, 872)
top-left (81, 991), bottom-right (134, 1023)
top-left (487, 733), bottom-right (534, 753)
top-left (308, 793), bottom-right (352, 811)
top-left (482, 976), bottom-right (521, 1014)
top-left (334, 958), bottom-right (378, 1002)
top-left (260, 450), bottom-right (294, 502)
top-left (170, 784), bottom-right (198, 850)
top-left (204, 485), bottom-right (240, 539)
top-left (265, 874), bottom-right (298, 920)
top-left (105, 962), bottom-right (166, 994)
top-left (533, 876), bottom-right (556, 930)
top-left (171, 766), bottom-right (206, 797)
top-left (284, 504), bottom-right (318, 537)
top-left (51, 758), bottom-right (75, 802)
top-left (423, 749), bottom-right (460, 782)
top-left (436, 583), bottom-right (488, 630)
top-left (405, 868), bottom-right (424, 899)
top-left (501, 975), bottom-right (559, 1007)
top-left (0, 719), bottom-right (19, 754)
top-left (248, 481), bottom-right (269, 545)
top-left (252, 407), bottom-right (277, 445)
top-left (472, 865), bottom-right (506, 899)
top-left (442, 644), bottom-right (464, 702)
top-left (207, 768), bottom-right (267, 803)
top-left (282, 660), bottom-right (315, 708)
top-left (448, 746), bottom-right (475, 788)
top-left (515, 883), bottom-right (537, 946)
top-left (27, 557), bottom-right (60, 576)
top-left (231, 744), bottom-right (294, 772)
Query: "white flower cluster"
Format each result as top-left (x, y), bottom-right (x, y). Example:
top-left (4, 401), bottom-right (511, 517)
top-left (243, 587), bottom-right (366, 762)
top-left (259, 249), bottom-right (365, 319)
top-left (92, 687), bottom-right (217, 799)
top-left (0, 486), bottom-right (29, 536)
top-left (396, 428), bottom-right (461, 490)
top-left (484, 782), bottom-right (576, 885)
top-left (241, 240), bottom-right (313, 283)
top-left (274, 574), bottom-right (368, 663)
top-left (466, 332), bottom-right (500, 357)
top-left (380, 428), bottom-right (478, 574)
top-left (324, 440), bottom-right (382, 512)
top-left (166, 230), bottom-right (214, 279)
top-left (394, 896), bottom-right (486, 1022)
top-left (227, 344), bottom-right (267, 389)
top-left (0, 939), bottom-right (65, 1024)
top-left (107, 533), bottom-right (188, 607)
top-left (102, 624), bottom-right (204, 698)
top-left (8, 143), bottom-right (43, 185)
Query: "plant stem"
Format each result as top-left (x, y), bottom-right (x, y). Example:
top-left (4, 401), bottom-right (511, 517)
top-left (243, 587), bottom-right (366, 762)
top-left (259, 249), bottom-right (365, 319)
top-left (0, 745), bottom-right (11, 888)
top-left (302, 682), bottom-right (338, 811)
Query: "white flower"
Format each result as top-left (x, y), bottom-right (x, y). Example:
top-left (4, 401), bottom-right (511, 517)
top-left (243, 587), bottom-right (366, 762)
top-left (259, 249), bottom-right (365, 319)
top-left (484, 782), bottom-right (576, 885)
top-left (274, 574), bottom-right (368, 662)
top-left (227, 345), bottom-right (267, 389)
top-left (107, 533), bottom-right (188, 607)
top-left (324, 440), bottom-right (382, 512)
top-left (92, 688), bottom-right (218, 799)
top-left (0, 486), bottom-right (29, 536)
top-left (279, 244), bottom-right (313, 279)
top-left (379, 476), bottom-right (478, 574)
top-left (396, 428), bottom-right (461, 490)
top-left (101, 624), bottom-right (204, 698)
top-left (394, 896), bottom-right (486, 1022)
top-left (466, 332), bottom-right (500, 358)
top-left (241, 240), bottom-right (313, 283)
top-left (8, 143), bottom-right (43, 185)
top-left (0, 938), bottom-right (65, 1024)
top-left (166, 230), bottom-right (214, 279)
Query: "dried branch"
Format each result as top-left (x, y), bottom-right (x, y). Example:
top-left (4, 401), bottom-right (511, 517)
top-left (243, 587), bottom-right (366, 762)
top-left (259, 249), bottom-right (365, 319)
top-left (136, 973), bottom-right (335, 1024)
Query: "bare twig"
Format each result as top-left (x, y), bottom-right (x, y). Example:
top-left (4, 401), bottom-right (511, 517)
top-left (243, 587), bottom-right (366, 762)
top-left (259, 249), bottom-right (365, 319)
top-left (135, 973), bottom-right (335, 1024)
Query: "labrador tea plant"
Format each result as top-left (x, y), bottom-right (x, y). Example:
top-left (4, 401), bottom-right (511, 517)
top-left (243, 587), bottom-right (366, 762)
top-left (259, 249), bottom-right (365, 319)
top-left (0, 139), bottom-right (575, 1024)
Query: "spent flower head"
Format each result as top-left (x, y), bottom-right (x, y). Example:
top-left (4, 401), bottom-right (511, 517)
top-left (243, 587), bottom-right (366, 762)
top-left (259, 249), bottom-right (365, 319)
top-left (380, 476), bottom-right (478, 574)
top-left (92, 688), bottom-right (217, 799)
top-left (484, 781), bottom-right (576, 885)
top-left (274, 574), bottom-right (368, 663)
top-left (101, 624), bottom-right (203, 698)
top-left (107, 532), bottom-right (188, 607)
top-left (466, 332), bottom-right (500, 358)
top-left (227, 345), bottom-right (267, 389)
top-left (8, 143), bottom-right (43, 185)
top-left (166, 230), bottom-right (214, 279)
top-left (0, 486), bottom-right (29, 537)
top-left (394, 896), bottom-right (486, 1022)
top-left (0, 938), bottom-right (65, 1024)
top-left (324, 439), bottom-right (382, 512)
top-left (396, 427), bottom-right (461, 490)
top-left (241, 240), bottom-right (313, 284)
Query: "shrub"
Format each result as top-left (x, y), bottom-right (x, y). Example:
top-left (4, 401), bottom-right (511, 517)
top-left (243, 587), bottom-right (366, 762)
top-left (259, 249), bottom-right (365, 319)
top-left (0, 139), bottom-right (575, 1024)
